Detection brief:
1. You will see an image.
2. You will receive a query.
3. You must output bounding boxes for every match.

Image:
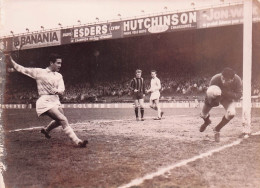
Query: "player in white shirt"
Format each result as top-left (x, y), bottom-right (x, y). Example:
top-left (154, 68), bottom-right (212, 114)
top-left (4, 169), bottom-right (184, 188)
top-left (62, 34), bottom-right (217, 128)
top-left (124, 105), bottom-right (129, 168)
top-left (7, 54), bottom-right (88, 147)
top-left (146, 70), bottom-right (164, 120)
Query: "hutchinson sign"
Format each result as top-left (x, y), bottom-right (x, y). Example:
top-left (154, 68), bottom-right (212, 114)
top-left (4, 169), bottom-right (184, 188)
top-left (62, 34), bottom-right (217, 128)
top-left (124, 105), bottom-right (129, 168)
top-left (123, 11), bottom-right (197, 37)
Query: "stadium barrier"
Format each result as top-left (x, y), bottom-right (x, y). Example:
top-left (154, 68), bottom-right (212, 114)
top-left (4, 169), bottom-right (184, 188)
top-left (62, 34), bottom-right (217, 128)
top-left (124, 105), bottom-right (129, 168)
top-left (0, 104), bottom-right (32, 109)
top-left (1, 102), bottom-right (259, 109)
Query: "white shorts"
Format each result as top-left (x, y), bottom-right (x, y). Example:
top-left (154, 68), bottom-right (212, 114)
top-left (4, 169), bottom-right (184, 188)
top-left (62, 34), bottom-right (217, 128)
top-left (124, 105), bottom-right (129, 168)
top-left (150, 91), bottom-right (160, 101)
top-left (36, 95), bottom-right (61, 116)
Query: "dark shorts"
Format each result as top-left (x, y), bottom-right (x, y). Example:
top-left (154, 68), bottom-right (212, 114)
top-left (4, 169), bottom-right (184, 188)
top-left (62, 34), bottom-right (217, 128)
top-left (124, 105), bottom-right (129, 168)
top-left (133, 92), bottom-right (144, 100)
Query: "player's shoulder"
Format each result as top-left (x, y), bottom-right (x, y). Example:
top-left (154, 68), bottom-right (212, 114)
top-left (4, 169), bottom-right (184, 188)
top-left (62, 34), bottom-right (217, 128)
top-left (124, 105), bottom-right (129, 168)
top-left (34, 67), bottom-right (45, 73)
top-left (56, 72), bottom-right (63, 78)
top-left (234, 74), bottom-right (242, 80)
top-left (209, 73), bottom-right (222, 86)
top-left (212, 73), bottom-right (222, 80)
top-left (234, 74), bottom-right (242, 83)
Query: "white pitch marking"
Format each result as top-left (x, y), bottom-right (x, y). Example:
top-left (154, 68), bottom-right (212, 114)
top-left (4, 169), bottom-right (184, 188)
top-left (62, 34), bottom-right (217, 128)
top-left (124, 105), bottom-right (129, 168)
top-left (8, 126), bottom-right (43, 132)
top-left (7, 123), bottom-right (84, 133)
top-left (0, 143), bottom-right (6, 188)
top-left (118, 139), bottom-right (244, 188)
top-left (6, 114), bottom-right (189, 132)
top-left (251, 131), bottom-right (260, 136)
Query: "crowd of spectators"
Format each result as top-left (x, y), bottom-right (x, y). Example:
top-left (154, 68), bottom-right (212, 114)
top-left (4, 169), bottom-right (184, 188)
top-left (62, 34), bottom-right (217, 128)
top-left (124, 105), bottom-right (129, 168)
top-left (2, 72), bottom-right (260, 104)
top-left (252, 81), bottom-right (260, 96)
top-left (62, 81), bottom-right (131, 102)
top-left (61, 75), bottom-right (210, 103)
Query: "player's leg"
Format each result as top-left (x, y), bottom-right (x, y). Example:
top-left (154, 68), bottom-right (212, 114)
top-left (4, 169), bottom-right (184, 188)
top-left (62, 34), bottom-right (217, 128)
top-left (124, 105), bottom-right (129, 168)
top-left (46, 120), bottom-right (60, 132)
top-left (41, 107), bottom-right (65, 136)
top-left (200, 88), bottom-right (222, 132)
top-left (213, 101), bottom-right (236, 142)
top-left (154, 99), bottom-right (163, 120)
top-left (157, 98), bottom-right (164, 118)
top-left (139, 99), bottom-right (145, 121)
top-left (40, 108), bottom-right (65, 138)
top-left (134, 99), bottom-right (139, 120)
top-left (41, 120), bottom-right (59, 139)
top-left (200, 97), bottom-right (215, 132)
top-left (46, 107), bottom-right (88, 147)
top-left (199, 102), bottom-right (213, 132)
top-left (150, 99), bottom-right (157, 110)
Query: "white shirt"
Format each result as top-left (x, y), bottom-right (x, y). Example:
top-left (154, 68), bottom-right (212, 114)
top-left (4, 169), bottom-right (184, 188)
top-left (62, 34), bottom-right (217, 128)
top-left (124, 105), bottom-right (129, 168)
top-left (150, 77), bottom-right (161, 93)
top-left (13, 63), bottom-right (65, 96)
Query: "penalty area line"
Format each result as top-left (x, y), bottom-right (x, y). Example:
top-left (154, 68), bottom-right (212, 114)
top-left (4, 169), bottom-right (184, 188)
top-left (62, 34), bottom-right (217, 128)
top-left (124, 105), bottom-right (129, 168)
top-left (251, 130), bottom-right (260, 136)
top-left (7, 122), bottom-right (85, 132)
top-left (7, 115), bottom-right (189, 132)
top-left (118, 136), bottom-right (252, 188)
top-left (8, 126), bottom-right (43, 132)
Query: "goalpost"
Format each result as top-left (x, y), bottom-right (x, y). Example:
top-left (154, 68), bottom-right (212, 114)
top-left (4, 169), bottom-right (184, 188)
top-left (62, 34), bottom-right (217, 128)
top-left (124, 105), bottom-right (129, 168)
top-left (242, 0), bottom-right (253, 134)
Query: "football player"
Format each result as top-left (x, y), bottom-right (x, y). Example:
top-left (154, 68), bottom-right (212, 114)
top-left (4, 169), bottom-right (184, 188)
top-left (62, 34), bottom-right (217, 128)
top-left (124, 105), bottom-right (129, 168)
top-left (147, 70), bottom-right (164, 120)
top-left (6, 54), bottom-right (88, 147)
top-left (200, 67), bottom-right (242, 142)
top-left (130, 69), bottom-right (146, 121)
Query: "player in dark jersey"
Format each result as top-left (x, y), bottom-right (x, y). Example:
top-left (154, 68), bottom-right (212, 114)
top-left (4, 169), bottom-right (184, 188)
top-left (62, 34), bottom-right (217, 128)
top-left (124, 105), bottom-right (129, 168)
top-left (200, 67), bottom-right (242, 142)
top-left (130, 69), bottom-right (146, 121)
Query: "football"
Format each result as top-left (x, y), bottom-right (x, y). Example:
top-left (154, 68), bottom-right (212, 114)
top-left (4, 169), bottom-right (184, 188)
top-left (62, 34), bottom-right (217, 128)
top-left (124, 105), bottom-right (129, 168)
top-left (206, 85), bottom-right (222, 98)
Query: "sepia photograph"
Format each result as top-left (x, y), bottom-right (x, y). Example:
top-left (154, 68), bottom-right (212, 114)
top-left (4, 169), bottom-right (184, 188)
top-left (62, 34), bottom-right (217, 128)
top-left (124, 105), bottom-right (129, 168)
top-left (0, 0), bottom-right (260, 187)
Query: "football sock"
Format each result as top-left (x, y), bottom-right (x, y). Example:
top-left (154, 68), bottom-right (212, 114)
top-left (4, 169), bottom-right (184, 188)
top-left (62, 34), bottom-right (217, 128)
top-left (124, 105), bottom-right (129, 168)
top-left (140, 108), bottom-right (144, 118)
top-left (158, 108), bottom-right (161, 117)
top-left (63, 126), bottom-right (81, 145)
top-left (135, 107), bottom-right (139, 118)
top-left (203, 114), bottom-right (210, 122)
top-left (46, 120), bottom-right (60, 133)
top-left (215, 116), bottom-right (230, 132)
top-left (200, 113), bottom-right (209, 119)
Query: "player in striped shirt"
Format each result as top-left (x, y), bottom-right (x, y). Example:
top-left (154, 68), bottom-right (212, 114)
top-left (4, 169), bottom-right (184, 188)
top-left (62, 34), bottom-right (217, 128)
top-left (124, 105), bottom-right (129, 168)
top-left (130, 69), bottom-right (146, 121)
top-left (7, 53), bottom-right (88, 147)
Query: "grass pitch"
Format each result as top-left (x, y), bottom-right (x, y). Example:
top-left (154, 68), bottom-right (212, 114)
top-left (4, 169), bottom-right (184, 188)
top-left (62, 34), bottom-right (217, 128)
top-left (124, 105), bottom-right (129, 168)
top-left (1, 108), bottom-right (260, 187)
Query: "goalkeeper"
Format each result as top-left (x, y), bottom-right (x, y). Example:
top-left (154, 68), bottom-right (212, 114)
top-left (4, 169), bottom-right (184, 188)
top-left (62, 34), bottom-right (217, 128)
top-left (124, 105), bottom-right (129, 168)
top-left (199, 67), bottom-right (242, 142)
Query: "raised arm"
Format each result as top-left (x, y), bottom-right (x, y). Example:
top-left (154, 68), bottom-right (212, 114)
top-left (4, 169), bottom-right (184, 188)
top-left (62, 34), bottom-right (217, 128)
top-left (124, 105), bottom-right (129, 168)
top-left (9, 55), bottom-right (38, 79)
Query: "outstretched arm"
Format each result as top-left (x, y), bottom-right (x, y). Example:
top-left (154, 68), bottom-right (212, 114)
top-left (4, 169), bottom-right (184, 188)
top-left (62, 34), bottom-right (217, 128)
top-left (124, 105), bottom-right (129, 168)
top-left (8, 55), bottom-right (38, 79)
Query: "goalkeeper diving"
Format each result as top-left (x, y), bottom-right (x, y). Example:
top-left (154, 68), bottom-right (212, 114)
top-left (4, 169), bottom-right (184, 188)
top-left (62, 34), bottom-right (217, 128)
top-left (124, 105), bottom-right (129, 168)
top-left (199, 67), bottom-right (242, 142)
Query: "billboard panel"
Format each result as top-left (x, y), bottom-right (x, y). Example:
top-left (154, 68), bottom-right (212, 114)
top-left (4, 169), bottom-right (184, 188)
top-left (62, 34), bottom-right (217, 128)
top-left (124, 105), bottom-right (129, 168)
top-left (12, 30), bottom-right (61, 50)
top-left (198, 3), bottom-right (260, 28)
top-left (0, 37), bottom-right (13, 52)
top-left (61, 28), bottom-right (72, 45)
top-left (68, 21), bottom-right (123, 43)
top-left (123, 11), bottom-right (197, 37)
